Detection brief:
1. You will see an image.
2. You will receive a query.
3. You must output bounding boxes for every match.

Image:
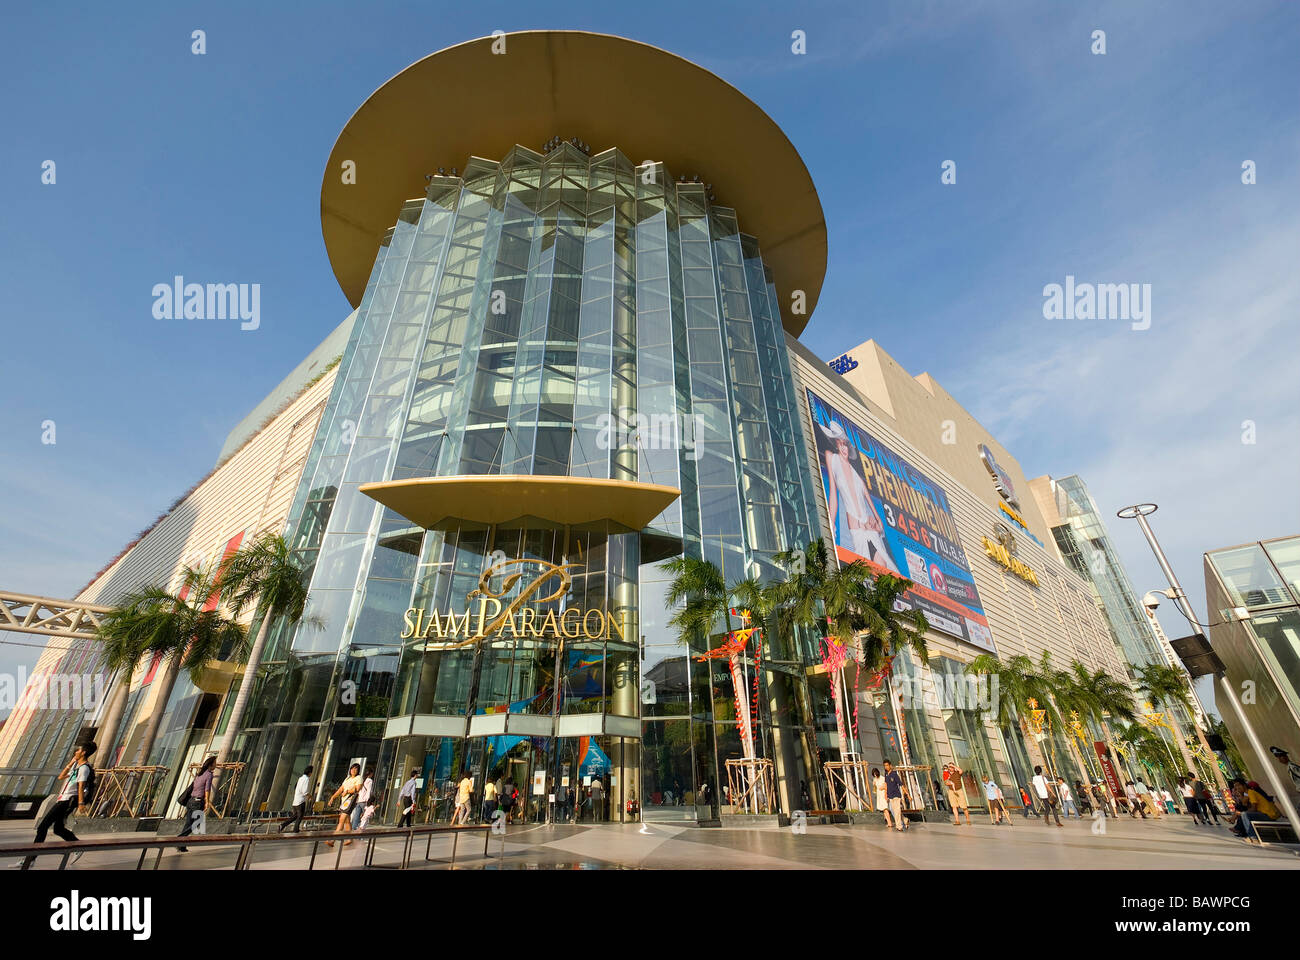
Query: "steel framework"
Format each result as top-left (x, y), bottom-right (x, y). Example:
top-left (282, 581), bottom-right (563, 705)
top-left (0, 590), bottom-right (112, 640)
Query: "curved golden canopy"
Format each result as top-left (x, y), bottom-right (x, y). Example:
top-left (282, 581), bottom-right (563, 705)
top-left (321, 30), bottom-right (826, 336)
top-left (359, 474), bottom-right (681, 530)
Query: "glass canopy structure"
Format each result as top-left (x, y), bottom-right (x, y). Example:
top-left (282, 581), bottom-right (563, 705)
top-left (228, 33), bottom-right (830, 823)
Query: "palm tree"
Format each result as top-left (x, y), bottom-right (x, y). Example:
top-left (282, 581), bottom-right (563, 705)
top-left (1048, 663), bottom-right (1102, 780)
top-left (843, 572), bottom-right (929, 672)
top-left (96, 565), bottom-right (247, 769)
top-left (966, 653), bottom-right (1052, 777)
top-left (1117, 721), bottom-right (1178, 787)
top-left (1068, 661), bottom-right (1137, 782)
top-left (214, 531), bottom-right (312, 769)
top-left (1135, 663), bottom-right (1199, 780)
top-left (661, 554), bottom-right (732, 649)
top-left (770, 541), bottom-right (928, 757)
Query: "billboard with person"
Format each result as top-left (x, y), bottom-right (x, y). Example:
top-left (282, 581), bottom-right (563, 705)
top-left (806, 388), bottom-right (994, 653)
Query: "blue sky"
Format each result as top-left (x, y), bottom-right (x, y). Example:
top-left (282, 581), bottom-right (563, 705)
top-left (2, 1), bottom-right (1297, 716)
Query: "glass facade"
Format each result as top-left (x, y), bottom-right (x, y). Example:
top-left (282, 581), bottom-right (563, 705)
top-left (232, 144), bottom-right (824, 822)
top-left (1048, 476), bottom-right (1167, 675)
top-left (1208, 537), bottom-right (1300, 720)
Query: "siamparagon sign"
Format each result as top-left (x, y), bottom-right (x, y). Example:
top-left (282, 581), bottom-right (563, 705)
top-left (400, 558), bottom-right (630, 649)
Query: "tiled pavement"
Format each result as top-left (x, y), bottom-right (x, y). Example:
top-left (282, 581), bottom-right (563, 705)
top-left (3, 813), bottom-right (1297, 870)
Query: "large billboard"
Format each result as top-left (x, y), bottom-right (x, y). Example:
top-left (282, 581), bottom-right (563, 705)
top-left (806, 389), bottom-right (995, 653)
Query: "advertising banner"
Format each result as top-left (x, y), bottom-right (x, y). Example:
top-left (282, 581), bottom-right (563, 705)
top-left (806, 388), bottom-right (994, 652)
top-left (1095, 741), bottom-right (1122, 798)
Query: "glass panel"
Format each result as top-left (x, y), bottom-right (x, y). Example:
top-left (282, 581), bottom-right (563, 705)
top-left (1210, 545), bottom-right (1290, 607)
top-left (1263, 538), bottom-right (1300, 603)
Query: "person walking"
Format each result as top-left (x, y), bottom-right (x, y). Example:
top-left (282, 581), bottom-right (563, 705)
top-left (1031, 766), bottom-right (1063, 827)
top-left (1073, 779), bottom-right (1092, 817)
top-left (1018, 785), bottom-right (1038, 818)
top-left (351, 767), bottom-right (375, 832)
top-left (325, 762), bottom-right (363, 847)
top-left (1123, 781), bottom-right (1145, 819)
top-left (452, 771), bottom-right (473, 825)
top-left (176, 755), bottom-right (217, 852)
top-left (482, 776), bottom-right (499, 823)
top-left (944, 763), bottom-right (972, 826)
top-left (279, 765), bottom-right (313, 833)
top-left (872, 767), bottom-right (892, 829)
top-left (1192, 774), bottom-right (1221, 825)
top-left (358, 783), bottom-right (381, 832)
top-left (398, 769), bottom-right (420, 827)
top-left (23, 741), bottom-right (96, 868)
top-left (1057, 777), bottom-right (1080, 819)
top-left (500, 775), bottom-right (517, 823)
top-left (1178, 775), bottom-right (1205, 823)
top-left (984, 775), bottom-right (1009, 825)
top-left (1133, 778), bottom-right (1161, 818)
top-left (1090, 782), bottom-right (1108, 818)
top-left (882, 760), bottom-right (907, 832)
top-left (590, 777), bottom-right (605, 822)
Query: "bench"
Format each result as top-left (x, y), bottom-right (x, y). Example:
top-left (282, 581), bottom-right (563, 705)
top-left (1251, 820), bottom-right (1298, 846)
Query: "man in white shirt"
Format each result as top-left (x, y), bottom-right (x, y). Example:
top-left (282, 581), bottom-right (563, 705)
top-left (399, 769), bottom-right (420, 827)
top-left (24, 741), bottom-right (96, 868)
top-left (279, 764), bottom-right (313, 833)
top-left (1031, 765), bottom-right (1062, 826)
top-left (1056, 777), bottom-right (1079, 818)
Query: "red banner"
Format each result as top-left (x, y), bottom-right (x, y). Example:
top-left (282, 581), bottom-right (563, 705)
top-left (1095, 741), bottom-right (1121, 798)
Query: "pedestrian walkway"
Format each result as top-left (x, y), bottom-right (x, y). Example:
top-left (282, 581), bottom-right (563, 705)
top-left (2, 813), bottom-right (1295, 870)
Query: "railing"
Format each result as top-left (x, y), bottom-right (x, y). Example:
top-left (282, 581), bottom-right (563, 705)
top-left (1, 822), bottom-right (497, 871)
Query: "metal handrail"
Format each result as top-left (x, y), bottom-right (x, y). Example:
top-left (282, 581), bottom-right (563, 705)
top-left (1, 822), bottom-right (496, 871)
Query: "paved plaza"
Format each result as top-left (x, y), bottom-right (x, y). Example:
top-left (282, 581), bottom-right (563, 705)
top-left (3, 814), bottom-right (1297, 870)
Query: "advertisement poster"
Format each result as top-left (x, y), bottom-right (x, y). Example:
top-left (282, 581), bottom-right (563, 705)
top-left (806, 388), bottom-right (994, 653)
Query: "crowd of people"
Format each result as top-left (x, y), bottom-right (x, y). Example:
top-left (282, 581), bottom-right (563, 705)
top-left (861, 754), bottom-right (1296, 844)
top-left (14, 740), bottom-right (1300, 863)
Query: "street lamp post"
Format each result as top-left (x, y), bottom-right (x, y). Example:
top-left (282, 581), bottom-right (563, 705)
top-left (1117, 503), bottom-right (1300, 837)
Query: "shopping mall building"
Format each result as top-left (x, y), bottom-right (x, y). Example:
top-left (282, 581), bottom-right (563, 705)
top-left (0, 32), bottom-right (1141, 823)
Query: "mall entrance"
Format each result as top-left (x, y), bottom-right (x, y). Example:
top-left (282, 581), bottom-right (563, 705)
top-left (382, 732), bottom-right (640, 825)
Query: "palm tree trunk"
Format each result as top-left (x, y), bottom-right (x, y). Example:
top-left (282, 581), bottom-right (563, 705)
top-left (93, 668), bottom-right (131, 767)
top-left (1191, 720), bottom-right (1229, 792)
top-left (131, 654), bottom-right (182, 767)
top-left (215, 611), bottom-right (272, 770)
top-left (1163, 710), bottom-right (1199, 782)
top-left (1098, 720), bottom-right (1127, 788)
top-left (1018, 716), bottom-right (1048, 774)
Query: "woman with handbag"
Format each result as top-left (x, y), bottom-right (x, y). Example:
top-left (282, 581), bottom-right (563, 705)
top-left (325, 762), bottom-right (363, 847)
top-left (175, 755), bottom-right (216, 852)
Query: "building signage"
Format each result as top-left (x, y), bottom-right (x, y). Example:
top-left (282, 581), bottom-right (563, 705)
top-left (829, 353), bottom-right (859, 375)
top-left (979, 534), bottom-right (1040, 586)
top-left (400, 558), bottom-right (629, 649)
top-left (977, 443), bottom-right (1021, 511)
top-left (806, 389), bottom-right (994, 653)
